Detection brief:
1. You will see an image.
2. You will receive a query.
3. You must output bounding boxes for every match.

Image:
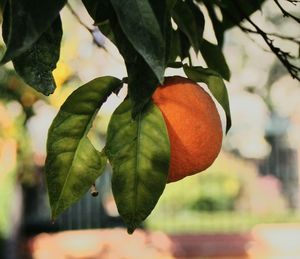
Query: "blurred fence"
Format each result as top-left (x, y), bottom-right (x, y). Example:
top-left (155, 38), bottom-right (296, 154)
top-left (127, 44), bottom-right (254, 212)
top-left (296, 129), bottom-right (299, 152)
top-left (22, 169), bottom-right (125, 236)
top-left (20, 132), bottom-right (300, 236)
top-left (259, 135), bottom-right (299, 209)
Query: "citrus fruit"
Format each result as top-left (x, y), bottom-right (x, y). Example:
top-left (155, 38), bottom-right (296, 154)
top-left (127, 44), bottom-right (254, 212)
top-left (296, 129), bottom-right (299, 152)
top-left (152, 76), bottom-right (223, 182)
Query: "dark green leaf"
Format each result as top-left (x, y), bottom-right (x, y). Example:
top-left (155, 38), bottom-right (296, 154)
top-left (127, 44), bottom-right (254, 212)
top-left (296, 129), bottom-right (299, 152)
top-left (218, 0), bottom-right (265, 29)
top-left (150, 0), bottom-right (176, 66)
top-left (105, 99), bottom-right (170, 233)
top-left (149, 0), bottom-right (176, 33)
top-left (97, 20), bottom-right (116, 44)
top-left (1, 0), bottom-right (66, 63)
top-left (168, 61), bottom-right (183, 69)
top-left (203, 1), bottom-right (224, 46)
top-left (82, 0), bottom-right (116, 44)
top-left (110, 0), bottom-right (165, 83)
top-left (82, 0), bottom-right (112, 23)
top-left (126, 60), bottom-right (159, 117)
top-left (46, 76), bottom-right (122, 219)
top-left (186, 0), bottom-right (205, 42)
top-left (200, 39), bottom-right (230, 81)
top-left (166, 29), bottom-right (181, 64)
top-left (179, 30), bottom-right (191, 61)
top-left (172, 0), bottom-right (203, 52)
top-left (0, 0), bottom-right (6, 9)
top-left (10, 17), bottom-right (62, 96)
top-left (109, 19), bottom-right (159, 116)
top-left (183, 65), bottom-right (231, 133)
top-left (0, 0), bottom-right (6, 17)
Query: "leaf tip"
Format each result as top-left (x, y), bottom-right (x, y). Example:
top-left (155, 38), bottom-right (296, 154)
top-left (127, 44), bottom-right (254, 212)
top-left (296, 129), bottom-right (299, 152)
top-left (225, 117), bottom-right (232, 134)
top-left (224, 70), bottom-right (231, 82)
top-left (127, 226), bottom-right (136, 235)
top-left (38, 79), bottom-right (56, 96)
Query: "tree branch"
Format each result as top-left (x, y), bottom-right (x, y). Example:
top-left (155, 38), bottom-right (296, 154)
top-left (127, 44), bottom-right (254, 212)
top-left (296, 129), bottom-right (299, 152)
top-left (229, 0), bottom-right (300, 81)
top-left (238, 25), bottom-right (300, 45)
top-left (285, 0), bottom-right (300, 4)
top-left (273, 0), bottom-right (300, 23)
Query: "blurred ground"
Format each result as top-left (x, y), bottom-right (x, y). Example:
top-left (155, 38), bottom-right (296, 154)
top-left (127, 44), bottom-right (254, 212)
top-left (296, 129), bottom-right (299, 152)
top-left (26, 224), bottom-right (300, 259)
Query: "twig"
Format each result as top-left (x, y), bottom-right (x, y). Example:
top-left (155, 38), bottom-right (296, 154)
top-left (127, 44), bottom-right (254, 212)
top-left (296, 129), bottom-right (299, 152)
top-left (233, 24), bottom-right (272, 53)
top-left (238, 25), bottom-right (300, 45)
top-left (231, 0), bottom-right (300, 81)
top-left (285, 0), bottom-right (300, 4)
top-left (66, 2), bottom-right (106, 50)
top-left (273, 0), bottom-right (300, 23)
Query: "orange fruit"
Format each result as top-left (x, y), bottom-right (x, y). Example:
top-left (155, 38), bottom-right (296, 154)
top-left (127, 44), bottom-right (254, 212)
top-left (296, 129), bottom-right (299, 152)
top-left (152, 76), bottom-right (223, 182)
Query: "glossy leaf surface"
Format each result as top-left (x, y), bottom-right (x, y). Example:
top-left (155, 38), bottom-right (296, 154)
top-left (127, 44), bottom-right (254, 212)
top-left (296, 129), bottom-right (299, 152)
top-left (172, 0), bottom-right (203, 52)
top-left (10, 17), bottom-right (62, 95)
top-left (110, 0), bottom-right (165, 83)
top-left (105, 99), bottom-right (170, 233)
top-left (46, 76), bottom-right (122, 219)
top-left (200, 40), bottom-right (230, 81)
top-left (1, 0), bottom-right (66, 63)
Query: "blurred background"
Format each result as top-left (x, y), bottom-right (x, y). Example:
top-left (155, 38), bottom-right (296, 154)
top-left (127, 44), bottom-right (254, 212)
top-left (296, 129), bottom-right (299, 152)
top-left (0, 0), bottom-right (300, 258)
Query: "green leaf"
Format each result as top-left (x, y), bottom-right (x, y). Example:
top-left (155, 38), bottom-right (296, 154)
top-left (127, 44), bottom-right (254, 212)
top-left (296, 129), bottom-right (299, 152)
top-left (105, 99), bottom-right (170, 233)
top-left (82, 0), bottom-right (116, 43)
top-left (168, 61), bottom-right (183, 69)
top-left (178, 30), bottom-right (191, 61)
top-left (183, 65), bottom-right (232, 133)
top-left (110, 0), bottom-right (165, 83)
top-left (149, 0), bottom-right (176, 66)
top-left (109, 20), bottom-right (160, 117)
top-left (217, 0), bottom-right (265, 29)
top-left (200, 39), bottom-right (230, 81)
top-left (1, 0), bottom-right (66, 63)
top-left (0, 0), bottom-right (6, 14)
top-left (82, 0), bottom-right (112, 23)
top-left (172, 0), bottom-right (204, 52)
top-left (186, 0), bottom-right (205, 42)
top-left (126, 60), bottom-right (159, 117)
top-left (150, 0), bottom-right (176, 33)
top-left (203, 1), bottom-right (224, 46)
top-left (46, 76), bottom-right (122, 219)
top-left (97, 21), bottom-right (116, 44)
top-left (166, 29), bottom-right (181, 64)
top-left (10, 17), bottom-right (62, 96)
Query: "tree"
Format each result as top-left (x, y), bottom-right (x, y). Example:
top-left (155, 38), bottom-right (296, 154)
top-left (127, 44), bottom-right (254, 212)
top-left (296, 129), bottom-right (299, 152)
top-left (0, 0), bottom-right (299, 233)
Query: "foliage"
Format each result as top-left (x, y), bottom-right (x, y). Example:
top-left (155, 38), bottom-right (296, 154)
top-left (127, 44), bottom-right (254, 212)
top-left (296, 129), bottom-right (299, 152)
top-left (0, 0), bottom-right (299, 233)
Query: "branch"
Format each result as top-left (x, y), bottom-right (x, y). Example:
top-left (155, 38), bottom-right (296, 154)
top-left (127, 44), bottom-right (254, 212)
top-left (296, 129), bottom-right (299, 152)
top-left (285, 0), bottom-right (300, 4)
top-left (66, 3), bottom-right (106, 50)
top-left (238, 25), bottom-right (300, 45)
top-left (237, 25), bottom-right (273, 53)
top-left (231, 0), bottom-right (300, 81)
top-left (273, 0), bottom-right (300, 23)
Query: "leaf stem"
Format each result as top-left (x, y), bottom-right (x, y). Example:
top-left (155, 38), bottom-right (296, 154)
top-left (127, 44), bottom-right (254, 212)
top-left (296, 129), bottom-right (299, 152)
top-left (90, 183), bottom-right (99, 197)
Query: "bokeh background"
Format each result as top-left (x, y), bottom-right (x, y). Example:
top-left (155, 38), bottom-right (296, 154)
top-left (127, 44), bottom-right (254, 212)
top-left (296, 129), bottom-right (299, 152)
top-left (1, 0), bottom-right (300, 258)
